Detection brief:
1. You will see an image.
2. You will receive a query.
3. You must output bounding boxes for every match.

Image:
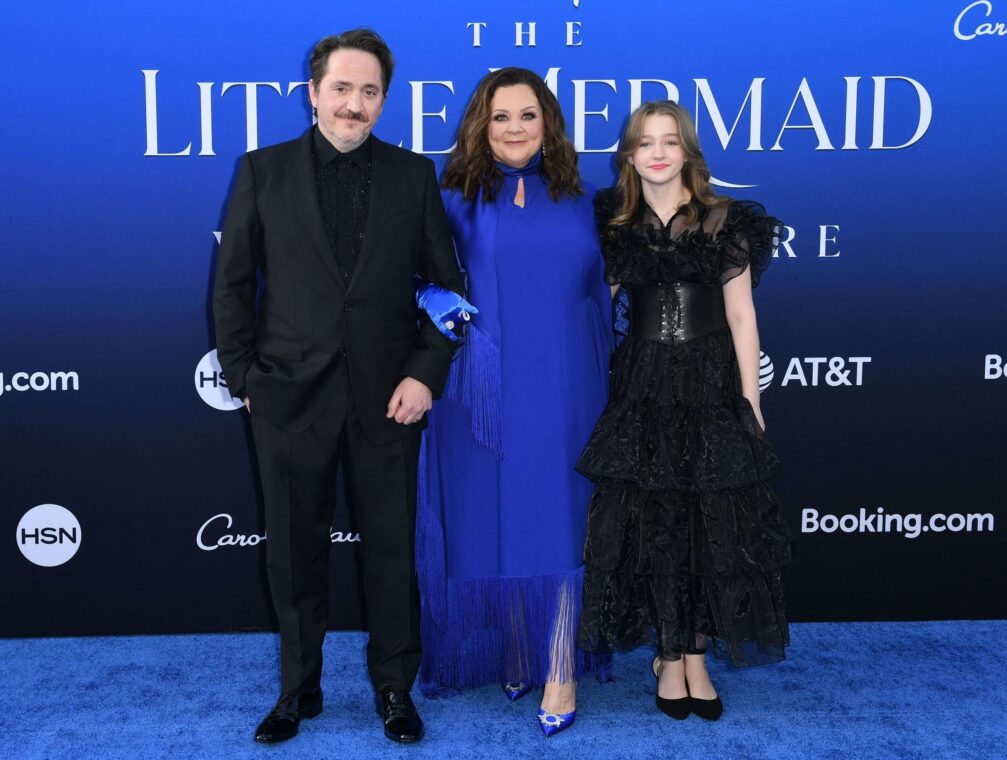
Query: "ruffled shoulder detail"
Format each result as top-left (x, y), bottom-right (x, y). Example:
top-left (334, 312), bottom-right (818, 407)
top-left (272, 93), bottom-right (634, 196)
top-left (592, 186), bottom-right (618, 233)
top-left (716, 200), bottom-right (782, 288)
top-left (591, 193), bottom-right (781, 288)
top-left (592, 187), bottom-right (625, 285)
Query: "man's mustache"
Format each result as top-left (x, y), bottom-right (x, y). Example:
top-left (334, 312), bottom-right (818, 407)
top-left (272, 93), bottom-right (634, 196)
top-left (335, 109), bottom-right (369, 123)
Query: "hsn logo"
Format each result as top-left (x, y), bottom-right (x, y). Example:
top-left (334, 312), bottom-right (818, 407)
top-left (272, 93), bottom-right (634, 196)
top-left (16, 504), bottom-right (82, 567)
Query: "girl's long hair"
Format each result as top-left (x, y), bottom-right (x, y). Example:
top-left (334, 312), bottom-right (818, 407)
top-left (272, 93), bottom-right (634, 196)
top-left (611, 100), bottom-right (727, 226)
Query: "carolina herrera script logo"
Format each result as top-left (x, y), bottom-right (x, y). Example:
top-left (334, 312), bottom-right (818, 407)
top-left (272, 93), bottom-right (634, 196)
top-left (197, 513), bottom-right (360, 551)
top-left (955, 1), bottom-right (1007, 39)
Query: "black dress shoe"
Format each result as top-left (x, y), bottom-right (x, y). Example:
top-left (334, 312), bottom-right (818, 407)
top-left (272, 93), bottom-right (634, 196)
top-left (254, 690), bottom-right (323, 744)
top-left (375, 689), bottom-right (424, 743)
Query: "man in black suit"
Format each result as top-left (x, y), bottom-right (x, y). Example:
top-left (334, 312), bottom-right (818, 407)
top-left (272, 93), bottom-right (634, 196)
top-left (213, 29), bottom-right (462, 745)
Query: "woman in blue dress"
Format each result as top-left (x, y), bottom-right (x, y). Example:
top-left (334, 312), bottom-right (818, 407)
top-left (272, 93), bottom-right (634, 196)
top-left (416, 68), bottom-right (612, 736)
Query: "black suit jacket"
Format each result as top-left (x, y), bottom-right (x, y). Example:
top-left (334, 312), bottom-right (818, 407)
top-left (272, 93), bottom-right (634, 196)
top-left (213, 129), bottom-right (463, 441)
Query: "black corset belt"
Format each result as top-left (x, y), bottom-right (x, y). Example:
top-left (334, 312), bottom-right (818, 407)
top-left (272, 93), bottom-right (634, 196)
top-left (628, 281), bottom-right (728, 345)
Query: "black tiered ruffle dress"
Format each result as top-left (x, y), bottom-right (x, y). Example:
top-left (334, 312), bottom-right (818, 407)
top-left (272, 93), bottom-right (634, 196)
top-left (576, 189), bottom-right (791, 666)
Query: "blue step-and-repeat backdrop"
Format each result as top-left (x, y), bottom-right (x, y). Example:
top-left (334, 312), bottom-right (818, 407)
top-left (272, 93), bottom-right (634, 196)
top-left (2, 1), bottom-right (1005, 635)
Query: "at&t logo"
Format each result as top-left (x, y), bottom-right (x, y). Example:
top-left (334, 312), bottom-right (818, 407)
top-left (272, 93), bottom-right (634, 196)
top-left (759, 352), bottom-right (871, 389)
top-left (195, 349), bottom-right (243, 411)
top-left (17, 504), bottom-right (82, 567)
top-left (759, 352), bottom-right (774, 392)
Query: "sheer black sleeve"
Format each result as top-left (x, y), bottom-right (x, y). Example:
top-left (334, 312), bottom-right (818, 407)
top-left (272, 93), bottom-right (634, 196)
top-left (717, 200), bottom-right (782, 288)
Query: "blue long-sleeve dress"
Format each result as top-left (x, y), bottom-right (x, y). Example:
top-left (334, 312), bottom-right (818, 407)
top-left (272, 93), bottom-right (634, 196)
top-left (417, 156), bottom-right (614, 695)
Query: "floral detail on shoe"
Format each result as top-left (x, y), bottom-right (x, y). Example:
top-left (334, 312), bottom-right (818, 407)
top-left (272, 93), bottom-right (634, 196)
top-left (503, 681), bottom-right (531, 700)
top-left (537, 708), bottom-right (576, 737)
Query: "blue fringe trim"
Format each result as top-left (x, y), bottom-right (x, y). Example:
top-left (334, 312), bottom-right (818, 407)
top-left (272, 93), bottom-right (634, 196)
top-left (418, 328), bottom-right (610, 697)
top-left (417, 558), bottom-right (613, 698)
top-left (442, 323), bottom-right (504, 459)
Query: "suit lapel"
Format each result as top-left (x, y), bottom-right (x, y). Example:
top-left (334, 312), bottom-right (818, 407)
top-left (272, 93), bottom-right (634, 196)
top-left (348, 136), bottom-right (394, 294)
top-left (285, 129), bottom-right (347, 290)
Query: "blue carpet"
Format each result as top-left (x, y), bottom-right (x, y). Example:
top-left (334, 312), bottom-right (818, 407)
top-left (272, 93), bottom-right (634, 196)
top-left (1, 622), bottom-right (1005, 759)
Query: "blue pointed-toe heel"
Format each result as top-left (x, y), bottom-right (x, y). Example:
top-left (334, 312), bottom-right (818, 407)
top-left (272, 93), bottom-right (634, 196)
top-left (537, 708), bottom-right (576, 737)
top-left (502, 681), bottom-right (532, 701)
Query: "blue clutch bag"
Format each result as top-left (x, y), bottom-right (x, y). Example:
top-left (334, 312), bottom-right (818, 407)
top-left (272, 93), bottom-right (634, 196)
top-left (416, 282), bottom-right (478, 342)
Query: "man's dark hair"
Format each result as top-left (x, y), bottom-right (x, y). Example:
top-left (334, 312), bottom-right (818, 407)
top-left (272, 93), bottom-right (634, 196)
top-left (309, 29), bottom-right (395, 95)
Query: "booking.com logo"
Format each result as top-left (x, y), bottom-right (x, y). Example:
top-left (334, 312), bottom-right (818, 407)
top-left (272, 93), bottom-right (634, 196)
top-left (0, 371), bottom-right (79, 398)
top-left (985, 354), bottom-right (1007, 379)
top-left (802, 507), bottom-right (994, 539)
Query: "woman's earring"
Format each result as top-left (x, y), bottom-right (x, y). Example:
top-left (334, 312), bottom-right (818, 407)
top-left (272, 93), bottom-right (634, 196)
top-left (541, 144), bottom-right (547, 158)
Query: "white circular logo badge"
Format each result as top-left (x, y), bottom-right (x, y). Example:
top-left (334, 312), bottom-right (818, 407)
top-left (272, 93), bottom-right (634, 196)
top-left (759, 351), bottom-right (774, 392)
top-left (16, 504), bottom-right (82, 567)
top-left (195, 349), bottom-right (243, 411)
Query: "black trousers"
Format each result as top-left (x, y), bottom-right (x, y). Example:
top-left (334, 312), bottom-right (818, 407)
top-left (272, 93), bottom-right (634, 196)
top-left (250, 365), bottom-right (421, 697)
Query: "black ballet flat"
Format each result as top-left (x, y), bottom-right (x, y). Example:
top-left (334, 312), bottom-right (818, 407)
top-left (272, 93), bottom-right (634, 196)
top-left (652, 656), bottom-right (690, 720)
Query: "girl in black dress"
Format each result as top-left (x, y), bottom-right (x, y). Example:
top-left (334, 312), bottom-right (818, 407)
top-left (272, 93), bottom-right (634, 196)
top-left (577, 101), bottom-right (791, 721)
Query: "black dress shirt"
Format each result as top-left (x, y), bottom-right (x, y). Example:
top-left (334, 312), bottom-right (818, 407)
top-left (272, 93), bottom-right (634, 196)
top-left (313, 128), bottom-right (371, 281)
